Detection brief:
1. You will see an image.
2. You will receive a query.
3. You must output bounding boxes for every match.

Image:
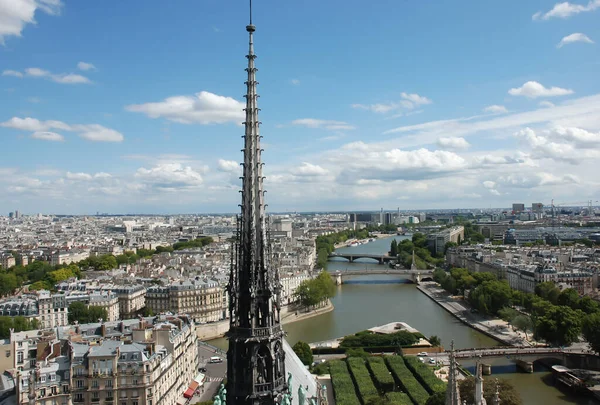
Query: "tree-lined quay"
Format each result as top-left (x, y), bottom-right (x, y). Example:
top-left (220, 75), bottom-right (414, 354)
top-left (430, 266), bottom-right (600, 350)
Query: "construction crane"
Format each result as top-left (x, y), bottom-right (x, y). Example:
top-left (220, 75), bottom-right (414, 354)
top-left (546, 200), bottom-right (598, 228)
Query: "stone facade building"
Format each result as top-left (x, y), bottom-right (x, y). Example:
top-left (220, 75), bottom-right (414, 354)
top-left (10, 315), bottom-right (197, 405)
top-left (113, 286), bottom-right (146, 319)
top-left (146, 280), bottom-right (224, 323)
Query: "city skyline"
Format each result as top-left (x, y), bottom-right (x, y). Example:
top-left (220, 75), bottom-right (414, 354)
top-left (1, 0), bottom-right (600, 214)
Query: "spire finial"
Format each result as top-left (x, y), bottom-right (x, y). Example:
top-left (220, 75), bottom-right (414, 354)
top-left (247, 0), bottom-right (255, 32)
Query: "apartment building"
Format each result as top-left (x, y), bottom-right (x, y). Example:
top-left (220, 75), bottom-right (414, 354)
top-left (427, 226), bottom-right (465, 255)
top-left (66, 292), bottom-right (121, 322)
top-left (146, 280), bottom-right (224, 323)
top-left (0, 290), bottom-right (69, 329)
top-left (280, 272), bottom-right (312, 305)
top-left (113, 286), bottom-right (146, 320)
top-left (50, 249), bottom-right (90, 266)
top-left (0, 252), bottom-right (16, 269)
top-left (11, 315), bottom-right (197, 405)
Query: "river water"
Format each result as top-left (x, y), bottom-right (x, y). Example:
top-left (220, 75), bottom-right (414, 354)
top-left (210, 235), bottom-right (596, 404)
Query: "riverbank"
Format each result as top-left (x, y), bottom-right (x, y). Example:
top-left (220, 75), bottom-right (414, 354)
top-left (196, 300), bottom-right (334, 340)
top-left (417, 282), bottom-right (532, 346)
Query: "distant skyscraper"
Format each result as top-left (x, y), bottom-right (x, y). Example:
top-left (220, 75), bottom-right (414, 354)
top-left (226, 2), bottom-right (287, 404)
top-left (512, 203), bottom-right (525, 214)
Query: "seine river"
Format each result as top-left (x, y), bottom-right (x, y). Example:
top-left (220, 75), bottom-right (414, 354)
top-left (210, 235), bottom-right (596, 404)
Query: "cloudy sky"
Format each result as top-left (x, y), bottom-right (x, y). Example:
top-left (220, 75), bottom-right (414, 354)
top-left (1, 0), bottom-right (600, 214)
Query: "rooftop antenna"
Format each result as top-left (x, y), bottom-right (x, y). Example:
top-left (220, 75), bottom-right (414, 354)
top-left (249, 0), bottom-right (252, 25)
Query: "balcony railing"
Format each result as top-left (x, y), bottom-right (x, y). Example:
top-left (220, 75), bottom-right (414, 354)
top-left (234, 325), bottom-right (282, 338)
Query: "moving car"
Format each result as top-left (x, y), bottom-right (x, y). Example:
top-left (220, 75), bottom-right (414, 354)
top-left (209, 356), bottom-right (223, 363)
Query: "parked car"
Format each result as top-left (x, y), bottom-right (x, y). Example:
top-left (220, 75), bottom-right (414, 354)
top-left (417, 352), bottom-right (428, 356)
top-left (418, 357), bottom-right (425, 362)
top-left (199, 367), bottom-right (207, 372)
top-left (209, 356), bottom-right (223, 363)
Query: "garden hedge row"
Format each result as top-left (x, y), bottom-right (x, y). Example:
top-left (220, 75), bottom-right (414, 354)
top-left (366, 357), bottom-right (395, 392)
top-left (347, 358), bottom-right (380, 404)
top-left (385, 392), bottom-right (413, 405)
top-left (385, 356), bottom-right (429, 405)
top-left (403, 356), bottom-right (447, 394)
top-left (329, 360), bottom-right (361, 405)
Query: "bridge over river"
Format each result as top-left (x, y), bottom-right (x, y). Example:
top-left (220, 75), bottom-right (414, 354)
top-left (328, 252), bottom-right (394, 264)
top-left (330, 269), bottom-right (434, 284)
top-left (435, 347), bottom-right (590, 373)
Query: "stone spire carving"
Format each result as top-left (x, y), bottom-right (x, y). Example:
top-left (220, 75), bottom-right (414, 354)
top-left (411, 250), bottom-right (417, 271)
top-left (226, 1), bottom-right (287, 404)
top-left (492, 379), bottom-right (500, 405)
top-left (474, 359), bottom-right (487, 405)
top-left (445, 341), bottom-right (461, 405)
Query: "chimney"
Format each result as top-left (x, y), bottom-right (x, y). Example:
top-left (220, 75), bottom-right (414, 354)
top-left (119, 321), bottom-right (125, 333)
top-left (100, 323), bottom-right (106, 337)
top-left (74, 320), bottom-right (80, 335)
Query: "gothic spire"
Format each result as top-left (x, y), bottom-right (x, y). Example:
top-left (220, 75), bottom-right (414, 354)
top-left (445, 341), bottom-right (462, 405)
top-left (226, 1), bottom-right (287, 404)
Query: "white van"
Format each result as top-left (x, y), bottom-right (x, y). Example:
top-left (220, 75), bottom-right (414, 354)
top-left (209, 356), bottom-right (223, 363)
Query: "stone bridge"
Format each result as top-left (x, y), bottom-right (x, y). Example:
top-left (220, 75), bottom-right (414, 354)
top-left (330, 269), bottom-right (434, 285)
top-left (450, 347), bottom-right (576, 373)
top-left (328, 252), bottom-right (394, 264)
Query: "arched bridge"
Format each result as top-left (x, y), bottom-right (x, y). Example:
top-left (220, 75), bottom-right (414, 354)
top-left (328, 252), bottom-right (394, 265)
top-left (330, 269), bottom-right (434, 285)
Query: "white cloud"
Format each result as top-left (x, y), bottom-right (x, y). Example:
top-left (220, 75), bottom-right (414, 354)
top-left (31, 131), bottom-right (64, 141)
top-left (508, 81), bottom-right (574, 98)
top-left (352, 92), bottom-right (432, 114)
top-left (291, 118), bottom-right (355, 131)
top-left (437, 137), bottom-right (470, 150)
top-left (557, 33), bottom-right (594, 48)
top-left (135, 163), bottom-right (204, 190)
top-left (77, 61), bottom-right (96, 71)
top-left (27, 96), bottom-right (41, 103)
top-left (539, 101), bottom-right (555, 108)
top-left (515, 126), bottom-right (600, 163)
top-left (126, 91), bottom-right (245, 125)
top-left (1, 117), bottom-right (70, 132)
top-left (51, 73), bottom-right (91, 84)
top-left (293, 163), bottom-right (328, 177)
top-left (1, 117), bottom-right (123, 142)
top-left (533, 0), bottom-right (600, 20)
top-left (2, 70), bottom-right (24, 78)
top-left (483, 105), bottom-right (508, 114)
top-left (72, 124), bottom-right (124, 142)
top-left (496, 172), bottom-right (579, 188)
top-left (0, 0), bottom-right (62, 44)
top-left (66, 172), bottom-right (93, 181)
top-left (217, 159), bottom-right (239, 173)
top-left (5, 67), bottom-right (92, 84)
top-left (290, 79), bottom-right (300, 85)
top-left (400, 92), bottom-right (432, 106)
top-left (331, 144), bottom-right (468, 183)
top-left (482, 181), bottom-right (496, 189)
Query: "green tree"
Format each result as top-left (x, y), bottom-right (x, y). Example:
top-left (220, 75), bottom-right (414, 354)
top-left (444, 241), bottom-right (458, 253)
top-left (498, 307), bottom-right (519, 323)
top-left (579, 296), bottom-right (600, 314)
top-left (469, 280), bottom-right (512, 315)
top-left (429, 335), bottom-right (441, 347)
top-left (433, 268), bottom-right (447, 284)
top-left (292, 341), bottom-right (313, 366)
top-left (425, 391), bottom-right (445, 405)
top-left (0, 273), bottom-right (18, 295)
top-left (512, 315), bottom-right (533, 340)
top-left (459, 377), bottom-right (522, 405)
top-left (88, 306), bottom-right (109, 323)
top-left (557, 288), bottom-right (580, 308)
top-left (535, 282), bottom-right (560, 304)
top-left (316, 248), bottom-right (329, 270)
top-left (583, 313), bottom-right (600, 354)
top-left (68, 302), bottom-right (88, 324)
top-left (345, 348), bottom-right (370, 358)
top-left (390, 239), bottom-right (398, 256)
top-left (536, 305), bottom-right (581, 346)
top-left (29, 280), bottom-right (51, 291)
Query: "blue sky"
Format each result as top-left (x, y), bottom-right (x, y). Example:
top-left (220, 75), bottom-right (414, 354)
top-left (1, 0), bottom-right (600, 214)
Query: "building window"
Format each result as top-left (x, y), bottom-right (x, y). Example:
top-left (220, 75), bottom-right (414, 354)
top-left (107, 391), bottom-right (113, 400)
top-left (75, 394), bottom-right (83, 403)
top-left (91, 380), bottom-right (98, 388)
top-left (50, 374), bottom-right (56, 381)
top-left (5, 350), bottom-right (9, 358)
top-left (17, 351), bottom-right (23, 364)
top-left (106, 380), bottom-right (113, 388)
top-left (40, 375), bottom-right (46, 383)
top-left (76, 380), bottom-right (84, 388)
top-left (62, 385), bottom-right (69, 394)
top-left (40, 388), bottom-right (46, 397)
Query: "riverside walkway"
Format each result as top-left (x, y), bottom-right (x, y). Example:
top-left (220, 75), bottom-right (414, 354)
top-left (417, 282), bottom-right (532, 346)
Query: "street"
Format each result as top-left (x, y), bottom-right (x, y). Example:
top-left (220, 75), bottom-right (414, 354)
top-left (191, 343), bottom-right (228, 403)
